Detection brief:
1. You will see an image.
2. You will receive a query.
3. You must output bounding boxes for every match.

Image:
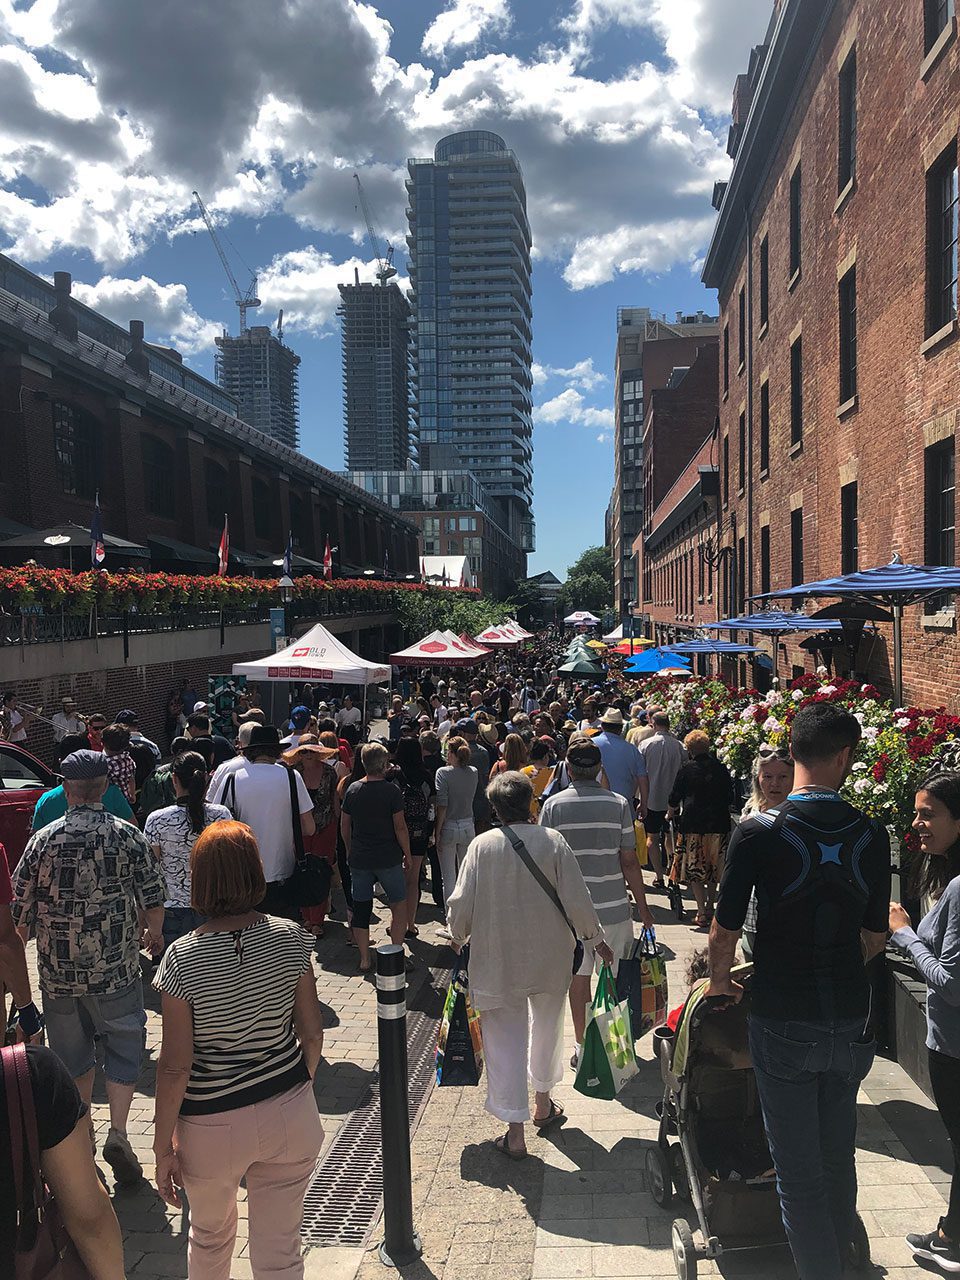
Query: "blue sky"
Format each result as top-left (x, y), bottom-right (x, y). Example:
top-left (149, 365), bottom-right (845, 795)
top-left (0, 0), bottom-right (773, 580)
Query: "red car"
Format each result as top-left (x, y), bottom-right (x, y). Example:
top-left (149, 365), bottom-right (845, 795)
top-left (0, 741), bottom-right (57, 868)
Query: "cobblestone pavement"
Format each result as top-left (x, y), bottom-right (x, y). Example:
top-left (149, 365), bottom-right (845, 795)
top-left (38, 873), bottom-right (952, 1280)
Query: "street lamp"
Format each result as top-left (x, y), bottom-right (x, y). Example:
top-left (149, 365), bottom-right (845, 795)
top-left (278, 574), bottom-right (295, 641)
top-left (363, 568), bottom-right (376, 577)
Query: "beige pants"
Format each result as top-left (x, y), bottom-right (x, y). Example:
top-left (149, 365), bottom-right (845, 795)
top-left (176, 1081), bottom-right (323, 1280)
top-left (480, 990), bottom-right (567, 1123)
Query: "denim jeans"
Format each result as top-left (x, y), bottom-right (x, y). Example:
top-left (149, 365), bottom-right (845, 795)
top-left (749, 1014), bottom-right (875, 1280)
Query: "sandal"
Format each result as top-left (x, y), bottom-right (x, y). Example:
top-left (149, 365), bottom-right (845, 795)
top-left (533, 1101), bottom-right (565, 1132)
top-left (491, 1131), bottom-right (527, 1161)
top-left (405, 927), bottom-right (420, 940)
top-left (691, 913), bottom-right (710, 929)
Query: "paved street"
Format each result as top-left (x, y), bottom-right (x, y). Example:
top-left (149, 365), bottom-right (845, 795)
top-left (49, 872), bottom-right (951, 1280)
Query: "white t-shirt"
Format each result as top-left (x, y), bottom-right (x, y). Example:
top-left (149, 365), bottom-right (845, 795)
top-left (206, 753), bottom-right (246, 800)
top-left (436, 718), bottom-right (453, 741)
top-left (208, 762), bottom-right (313, 882)
top-left (336, 706), bottom-right (362, 729)
top-left (7, 710), bottom-right (26, 743)
top-left (51, 712), bottom-right (84, 742)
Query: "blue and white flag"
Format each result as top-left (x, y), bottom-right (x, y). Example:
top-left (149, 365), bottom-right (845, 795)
top-left (282, 530), bottom-right (293, 578)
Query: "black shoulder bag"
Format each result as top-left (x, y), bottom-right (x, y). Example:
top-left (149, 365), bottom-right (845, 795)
top-left (502, 824), bottom-right (584, 974)
top-left (284, 768), bottom-right (333, 909)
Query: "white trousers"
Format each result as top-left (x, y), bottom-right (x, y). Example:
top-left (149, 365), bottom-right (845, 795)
top-left (480, 990), bottom-right (567, 1123)
top-left (438, 818), bottom-right (474, 907)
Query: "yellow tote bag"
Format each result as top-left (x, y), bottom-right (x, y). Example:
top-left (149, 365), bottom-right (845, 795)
top-left (634, 820), bottom-right (648, 867)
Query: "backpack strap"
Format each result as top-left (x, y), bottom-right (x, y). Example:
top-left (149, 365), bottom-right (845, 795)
top-left (501, 825), bottom-right (577, 940)
top-left (287, 766), bottom-right (306, 869)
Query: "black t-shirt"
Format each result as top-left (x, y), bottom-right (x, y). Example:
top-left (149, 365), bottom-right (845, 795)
top-left (192, 734), bottom-right (235, 767)
top-left (342, 779), bottom-right (405, 869)
top-left (1, 1046), bottom-right (87, 1276)
top-left (716, 794), bottom-right (891, 1021)
top-left (669, 756), bottom-right (733, 833)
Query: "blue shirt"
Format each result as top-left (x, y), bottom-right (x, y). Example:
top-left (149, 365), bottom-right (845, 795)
top-left (593, 730), bottom-right (646, 803)
top-left (32, 784), bottom-right (134, 832)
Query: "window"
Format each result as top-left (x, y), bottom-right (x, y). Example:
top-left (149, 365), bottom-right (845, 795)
top-left (723, 324), bottom-right (729, 392)
top-left (839, 266), bottom-right (858, 403)
top-left (290, 493), bottom-right (311, 553)
top-left (737, 538), bottom-right (746, 613)
top-left (790, 507), bottom-right (804, 585)
top-left (841, 481), bottom-right (859, 573)
top-left (759, 235), bottom-right (769, 328)
top-left (927, 143), bottom-right (959, 335)
top-left (737, 286), bottom-right (746, 369)
top-left (53, 403), bottom-right (99, 498)
top-left (760, 525), bottom-right (771, 595)
top-left (789, 163), bottom-right (802, 276)
top-left (925, 441), bottom-right (955, 612)
top-left (790, 336), bottom-right (803, 445)
top-left (204, 460), bottom-right (228, 529)
top-left (252, 477), bottom-right (273, 541)
top-left (723, 436), bottom-right (730, 506)
top-left (838, 48), bottom-right (857, 192)
top-left (759, 381), bottom-right (770, 474)
top-left (140, 435), bottom-right (175, 519)
top-left (925, 0), bottom-right (955, 52)
top-left (738, 411), bottom-right (746, 493)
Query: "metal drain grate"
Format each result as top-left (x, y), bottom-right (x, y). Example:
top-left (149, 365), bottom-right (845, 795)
top-left (301, 967), bottom-right (448, 1248)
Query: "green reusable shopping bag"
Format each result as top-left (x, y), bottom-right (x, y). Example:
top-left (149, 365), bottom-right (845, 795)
top-left (573, 963), bottom-right (640, 1100)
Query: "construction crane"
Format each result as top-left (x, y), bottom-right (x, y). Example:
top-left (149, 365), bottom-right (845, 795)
top-left (353, 173), bottom-right (397, 286)
top-left (192, 190), bottom-right (261, 332)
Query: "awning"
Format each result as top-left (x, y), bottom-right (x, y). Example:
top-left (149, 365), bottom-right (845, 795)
top-left (0, 522), bottom-right (149, 558)
top-left (147, 536), bottom-right (216, 567)
top-left (232, 622), bottom-right (389, 685)
top-left (390, 630), bottom-right (489, 667)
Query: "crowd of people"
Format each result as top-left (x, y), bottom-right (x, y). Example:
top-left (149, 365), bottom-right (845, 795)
top-left (2, 634), bottom-right (960, 1280)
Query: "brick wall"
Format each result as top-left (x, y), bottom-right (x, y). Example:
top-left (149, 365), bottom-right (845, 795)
top-left (712, 0), bottom-right (960, 706)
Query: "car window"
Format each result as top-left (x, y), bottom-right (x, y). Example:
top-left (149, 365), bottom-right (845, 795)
top-left (0, 749), bottom-right (45, 790)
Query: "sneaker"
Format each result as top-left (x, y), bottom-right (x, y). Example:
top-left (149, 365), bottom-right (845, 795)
top-left (102, 1128), bottom-right (143, 1185)
top-left (906, 1224), bottom-right (960, 1273)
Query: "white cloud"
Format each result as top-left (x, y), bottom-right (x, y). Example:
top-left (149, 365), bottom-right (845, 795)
top-left (534, 386), bottom-right (614, 430)
top-left (564, 215), bottom-right (717, 289)
top-left (71, 275), bottom-right (221, 355)
top-left (532, 357), bottom-right (607, 389)
top-left (422, 0), bottom-right (511, 58)
top-left (256, 245), bottom-right (397, 334)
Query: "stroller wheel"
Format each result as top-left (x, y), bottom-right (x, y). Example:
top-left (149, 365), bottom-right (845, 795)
top-left (671, 1218), bottom-right (697, 1280)
top-left (847, 1213), bottom-right (871, 1270)
top-left (669, 1144), bottom-right (689, 1201)
top-left (645, 1144), bottom-right (672, 1208)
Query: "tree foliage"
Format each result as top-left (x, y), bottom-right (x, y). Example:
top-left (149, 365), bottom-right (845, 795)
top-left (566, 546), bottom-right (613, 586)
top-left (557, 545), bottom-right (613, 613)
top-left (395, 589), bottom-right (510, 643)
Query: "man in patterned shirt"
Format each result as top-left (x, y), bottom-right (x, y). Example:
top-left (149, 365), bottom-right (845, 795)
top-left (12, 750), bottom-right (165, 1185)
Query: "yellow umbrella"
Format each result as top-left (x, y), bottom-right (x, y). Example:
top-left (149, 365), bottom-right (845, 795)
top-left (585, 639), bottom-right (607, 650)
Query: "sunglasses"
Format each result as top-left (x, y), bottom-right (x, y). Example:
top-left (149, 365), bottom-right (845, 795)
top-left (757, 744), bottom-right (793, 762)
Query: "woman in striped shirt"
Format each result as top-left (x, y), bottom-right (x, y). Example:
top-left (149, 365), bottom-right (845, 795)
top-left (152, 821), bottom-right (325, 1279)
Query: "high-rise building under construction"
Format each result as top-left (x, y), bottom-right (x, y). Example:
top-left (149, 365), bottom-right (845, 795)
top-left (338, 276), bottom-right (411, 470)
top-left (215, 326), bottom-right (301, 450)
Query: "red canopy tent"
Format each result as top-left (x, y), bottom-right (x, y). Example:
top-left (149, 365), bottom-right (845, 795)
top-left (389, 630), bottom-right (490, 667)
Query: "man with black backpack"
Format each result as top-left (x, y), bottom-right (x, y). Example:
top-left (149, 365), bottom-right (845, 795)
top-left (708, 703), bottom-right (890, 1280)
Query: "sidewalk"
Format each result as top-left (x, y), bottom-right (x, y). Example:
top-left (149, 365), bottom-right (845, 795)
top-left (345, 896), bottom-right (951, 1280)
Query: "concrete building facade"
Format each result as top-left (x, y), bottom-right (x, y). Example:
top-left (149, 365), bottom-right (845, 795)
top-left (215, 325), bottom-right (301, 450)
top-left (338, 278), bottom-right (412, 471)
top-left (702, 0), bottom-right (960, 705)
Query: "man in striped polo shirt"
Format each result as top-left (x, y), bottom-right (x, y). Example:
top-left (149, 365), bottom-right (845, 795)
top-left (540, 738), bottom-right (655, 1069)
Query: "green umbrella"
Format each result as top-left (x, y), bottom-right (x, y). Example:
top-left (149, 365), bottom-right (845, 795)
top-left (558, 658), bottom-right (605, 676)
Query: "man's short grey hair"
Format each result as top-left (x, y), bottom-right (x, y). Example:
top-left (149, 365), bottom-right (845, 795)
top-left (653, 712), bottom-right (670, 729)
top-left (64, 776), bottom-right (108, 806)
top-left (568, 760), bottom-right (602, 782)
top-left (487, 770), bottom-right (533, 824)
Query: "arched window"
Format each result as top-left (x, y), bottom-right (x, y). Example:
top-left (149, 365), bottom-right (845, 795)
top-left (140, 435), bottom-right (175, 519)
top-left (53, 402), bottom-right (99, 498)
top-left (205, 460), bottom-right (229, 528)
top-left (289, 492), bottom-right (311, 554)
top-left (252, 477), bottom-right (273, 541)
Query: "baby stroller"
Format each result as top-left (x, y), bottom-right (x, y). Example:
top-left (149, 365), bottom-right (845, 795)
top-left (644, 967), bottom-right (871, 1279)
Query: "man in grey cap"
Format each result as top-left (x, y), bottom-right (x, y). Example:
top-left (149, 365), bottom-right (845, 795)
top-left (540, 739), bottom-right (654, 1069)
top-left (11, 749), bottom-right (165, 1186)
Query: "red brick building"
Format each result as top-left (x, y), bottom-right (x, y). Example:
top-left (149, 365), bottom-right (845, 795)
top-left (0, 256), bottom-right (419, 577)
top-left (699, 0), bottom-right (960, 705)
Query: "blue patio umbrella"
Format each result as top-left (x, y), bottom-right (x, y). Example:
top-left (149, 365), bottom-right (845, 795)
top-left (667, 639), bottom-right (762, 654)
top-left (623, 648), bottom-right (692, 674)
top-left (703, 609), bottom-right (844, 681)
top-left (752, 557), bottom-right (960, 704)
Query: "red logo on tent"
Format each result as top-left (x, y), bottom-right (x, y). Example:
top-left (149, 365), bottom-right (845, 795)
top-left (451, 639), bottom-right (467, 651)
top-left (420, 640), bottom-right (446, 654)
top-left (292, 647), bottom-right (309, 657)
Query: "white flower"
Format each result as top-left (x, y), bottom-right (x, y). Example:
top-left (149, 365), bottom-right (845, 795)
top-left (792, 689), bottom-right (804, 701)
top-left (862, 726), bottom-right (879, 743)
top-left (861, 685), bottom-right (872, 693)
top-left (896, 717), bottom-right (911, 729)
top-left (853, 778), bottom-right (871, 793)
top-left (766, 691), bottom-right (783, 706)
top-left (820, 685), bottom-right (837, 695)
top-left (854, 712), bottom-right (865, 725)
top-left (852, 762), bottom-right (867, 771)
top-left (763, 715), bottom-right (782, 732)
top-left (741, 708), bottom-right (756, 722)
top-left (874, 782), bottom-right (888, 793)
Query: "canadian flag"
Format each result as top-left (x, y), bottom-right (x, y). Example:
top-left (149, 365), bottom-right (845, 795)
top-left (323, 537), bottom-right (333, 581)
top-left (217, 515), bottom-right (229, 576)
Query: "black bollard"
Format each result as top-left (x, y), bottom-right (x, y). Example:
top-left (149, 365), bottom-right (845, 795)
top-left (376, 943), bottom-right (423, 1268)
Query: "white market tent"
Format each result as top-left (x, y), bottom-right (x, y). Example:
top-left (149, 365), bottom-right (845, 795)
top-left (475, 624), bottom-right (521, 646)
top-left (564, 610), bottom-right (601, 626)
top-left (445, 631), bottom-right (492, 658)
top-left (602, 624), bottom-right (623, 643)
top-left (233, 622), bottom-right (390, 723)
top-left (501, 618), bottom-right (534, 639)
top-left (390, 629), bottom-right (489, 667)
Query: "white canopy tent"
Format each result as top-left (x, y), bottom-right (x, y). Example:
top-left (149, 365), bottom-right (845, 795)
top-left (389, 629), bottom-right (489, 667)
top-left (232, 622), bottom-right (390, 725)
top-left (475, 624), bottom-right (521, 647)
top-left (564, 610), bottom-right (601, 626)
top-left (602, 624), bottom-right (623, 644)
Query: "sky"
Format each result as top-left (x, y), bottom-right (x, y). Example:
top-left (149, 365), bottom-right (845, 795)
top-left (0, 0), bottom-right (774, 580)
